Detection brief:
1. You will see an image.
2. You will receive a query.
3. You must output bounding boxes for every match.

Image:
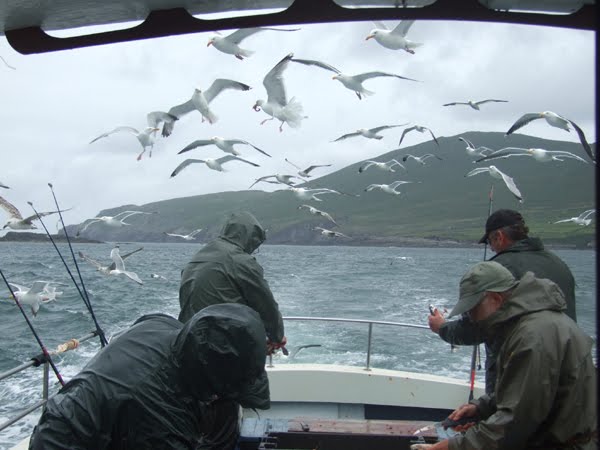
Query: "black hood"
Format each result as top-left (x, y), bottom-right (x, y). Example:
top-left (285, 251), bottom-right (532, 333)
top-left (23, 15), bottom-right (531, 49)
top-left (219, 211), bottom-right (266, 254)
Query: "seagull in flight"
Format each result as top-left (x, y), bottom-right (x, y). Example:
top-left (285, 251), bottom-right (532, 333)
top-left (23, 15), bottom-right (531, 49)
top-left (505, 111), bottom-right (594, 162)
top-left (78, 247), bottom-right (144, 275)
top-left (253, 53), bottom-right (306, 132)
top-left (163, 79), bottom-right (251, 136)
top-left (458, 137), bottom-right (494, 158)
top-left (0, 181), bottom-right (9, 189)
top-left (298, 204), bottom-right (337, 225)
top-left (0, 195), bottom-right (67, 230)
top-left (332, 124), bottom-right (409, 142)
top-left (365, 20), bottom-right (422, 54)
top-left (146, 111), bottom-right (179, 138)
top-left (8, 281), bottom-right (55, 317)
top-left (171, 155), bottom-right (259, 177)
top-left (398, 125), bottom-right (439, 147)
top-left (109, 247), bottom-right (143, 285)
top-left (207, 27), bottom-right (300, 60)
top-left (553, 209), bottom-right (595, 226)
top-left (77, 211), bottom-right (156, 236)
top-left (474, 147), bottom-right (589, 164)
top-left (365, 180), bottom-right (414, 196)
top-left (358, 159), bottom-right (405, 173)
top-left (90, 126), bottom-right (160, 161)
top-left (290, 57), bottom-right (420, 99)
top-left (465, 165), bottom-right (523, 202)
top-left (443, 99), bottom-right (508, 110)
top-left (314, 227), bottom-right (350, 238)
top-left (285, 159), bottom-right (331, 178)
top-left (164, 229), bottom-right (203, 240)
top-left (402, 154), bottom-right (443, 165)
top-left (178, 136), bottom-right (271, 157)
top-left (249, 174), bottom-right (302, 189)
top-left (289, 187), bottom-right (346, 202)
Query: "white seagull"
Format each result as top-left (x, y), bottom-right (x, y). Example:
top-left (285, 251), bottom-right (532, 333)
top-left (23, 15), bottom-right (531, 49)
top-left (332, 124), bottom-right (409, 142)
top-left (458, 137), bottom-right (494, 158)
top-left (475, 147), bottom-right (589, 164)
top-left (289, 187), bottom-right (345, 202)
top-left (207, 27), bottom-right (300, 60)
top-left (285, 159), bottom-right (332, 178)
top-left (164, 229), bottom-right (203, 240)
top-left (443, 99), bottom-right (508, 110)
top-left (358, 159), bottom-right (406, 173)
top-left (398, 125), bottom-right (439, 146)
top-left (253, 53), bottom-right (306, 132)
top-left (163, 79), bottom-right (251, 136)
top-left (150, 273), bottom-right (168, 281)
top-left (365, 180), bottom-right (414, 196)
top-left (109, 247), bottom-right (143, 285)
top-left (171, 155), bottom-right (259, 177)
top-left (402, 154), bottom-right (443, 165)
top-left (0, 181), bottom-right (9, 189)
top-left (90, 126), bottom-right (160, 161)
top-left (554, 209), bottom-right (595, 226)
top-left (178, 136), bottom-right (271, 157)
top-left (0, 195), bottom-right (66, 230)
top-left (314, 227), bottom-right (350, 238)
top-left (8, 281), bottom-right (55, 317)
top-left (77, 211), bottom-right (155, 235)
top-left (365, 20), bottom-right (422, 54)
top-left (78, 247), bottom-right (144, 275)
top-left (146, 111), bottom-right (179, 138)
top-left (298, 204), bottom-right (337, 225)
top-left (291, 57), bottom-right (420, 99)
top-left (249, 174), bottom-right (302, 189)
top-left (506, 111), bottom-right (594, 162)
top-left (465, 165), bottom-right (523, 202)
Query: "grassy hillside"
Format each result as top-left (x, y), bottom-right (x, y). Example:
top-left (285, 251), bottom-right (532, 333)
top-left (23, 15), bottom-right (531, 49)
top-left (71, 131), bottom-right (596, 246)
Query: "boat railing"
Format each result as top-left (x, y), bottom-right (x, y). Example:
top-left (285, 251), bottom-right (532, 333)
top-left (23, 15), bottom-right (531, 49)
top-left (0, 332), bottom-right (97, 433)
top-left (273, 316), bottom-right (430, 371)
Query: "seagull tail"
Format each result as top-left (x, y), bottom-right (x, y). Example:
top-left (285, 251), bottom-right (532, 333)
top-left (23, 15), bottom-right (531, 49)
top-left (206, 110), bottom-right (218, 124)
top-left (361, 88), bottom-right (375, 97)
top-left (283, 97), bottom-right (305, 128)
top-left (239, 48), bottom-right (255, 58)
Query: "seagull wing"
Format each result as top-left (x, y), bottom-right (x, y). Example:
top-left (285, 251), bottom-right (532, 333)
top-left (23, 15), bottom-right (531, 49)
top-left (443, 102), bottom-right (470, 107)
top-left (465, 167), bottom-right (491, 177)
top-left (291, 57), bottom-right (341, 74)
top-left (358, 161), bottom-right (377, 173)
top-left (389, 159), bottom-right (407, 171)
top-left (567, 119), bottom-right (595, 162)
top-left (390, 20), bottom-right (415, 37)
top-left (110, 248), bottom-right (126, 271)
top-left (170, 159), bottom-right (206, 177)
top-left (554, 218), bottom-right (574, 224)
top-left (370, 124), bottom-right (408, 133)
top-left (497, 169), bottom-right (523, 202)
top-left (303, 164), bottom-right (332, 174)
top-left (475, 147), bottom-right (529, 163)
top-left (353, 71), bottom-right (419, 82)
top-left (163, 99), bottom-right (196, 136)
top-left (333, 131), bottom-right (361, 142)
top-left (0, 195), bottom-right (22, 219)
top-left (229, 139), bottom-right (271, 157)
top-left (225, 28), bottom-right (266, 44)
top-left (21, 207), bottom-right (69, 224)
top-left (389, 180), bottom-right (413, 189)
top-left (458, 137), bottom-right (474, 148)
top-left (189, 228), bottom-right (203, 237)
top-left (113, 211), bottom-right (152, 220)
top-left (90, 126), bottom-right (140, 144)
top-left (121, 247), bottom-right (144, 260)
top-left (548, 150), bottom-right (589, 163)
top-left (178, 140), bottom-right (214, 154)
top-left (506, 113), bottom-right (543, 135)
top-left (372, 21), bottom-right (389, 30)
top-left (122, 270), bottom-right (143, 285)
top-left (285, 158), bottom-right (302, 170)
top-left (78, 251), bottom-right (107, 271)
top-left (28, 281), bottom-right (48, 295)
top-left (217, 155), bottom-right (259, 167)
top-left (77, 218), bottom-right (102, 235)
top-left (248, 175), bottom-right (275, 189)
top-left (475, 99), bottom-right (509, 105)
top-left (264, 53), bottom-right (293, 106)
top-left (204, 78), bottom-right (251, 104)
top-left (398, 126), bottom-right (417, 145)
top-left (425, 128), bottom-right (439, 146)
top-left (146, 111), bottom-right (178, 128)
top-left (579, 209), bottom-right (596, 220)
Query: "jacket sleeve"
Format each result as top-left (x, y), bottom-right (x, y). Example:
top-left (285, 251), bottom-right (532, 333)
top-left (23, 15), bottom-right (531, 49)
top-left (438, 317), bottom-right (484, 346)
top-left (449, 334), bottom-right (557, 450)
top-left (234, 255), bottom-right (285, 342)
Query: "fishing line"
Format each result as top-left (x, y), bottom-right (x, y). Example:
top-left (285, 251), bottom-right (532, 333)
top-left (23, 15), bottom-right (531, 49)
top-left (28, 198), bottom-right (108, 347)
top-left (0, 268), bottom-right (65, 386)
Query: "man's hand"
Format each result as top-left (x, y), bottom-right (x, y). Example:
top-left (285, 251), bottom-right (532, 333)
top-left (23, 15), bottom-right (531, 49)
top-left (428, 308), bottom-right (446, 334)
top-left (443, 403), bottom-right (478, 431)
top-left (266, 336), bottom-right (287, 355)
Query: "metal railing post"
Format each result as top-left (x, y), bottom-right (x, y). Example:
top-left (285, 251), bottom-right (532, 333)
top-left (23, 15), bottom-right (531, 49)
top-left (365, 322), bottom-right (373, 371)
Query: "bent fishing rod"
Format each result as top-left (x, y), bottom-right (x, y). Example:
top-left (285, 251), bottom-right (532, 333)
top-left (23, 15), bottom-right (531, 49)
top-left (0, 268), bottom-right (65, 386)
top-left (29, 194), bottom-right (108, 347)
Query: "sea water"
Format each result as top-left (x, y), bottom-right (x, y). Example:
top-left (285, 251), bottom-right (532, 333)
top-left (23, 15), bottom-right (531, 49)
top-left (0, 242), bottom-right (596, 449)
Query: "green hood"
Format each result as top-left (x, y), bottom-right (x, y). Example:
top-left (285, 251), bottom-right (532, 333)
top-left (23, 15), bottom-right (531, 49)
top-left (219, 211), bottom-right (266, 254)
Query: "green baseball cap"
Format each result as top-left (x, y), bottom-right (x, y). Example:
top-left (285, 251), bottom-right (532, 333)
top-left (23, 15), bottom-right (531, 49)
top-left (449, 261), bottom-right (518, 318)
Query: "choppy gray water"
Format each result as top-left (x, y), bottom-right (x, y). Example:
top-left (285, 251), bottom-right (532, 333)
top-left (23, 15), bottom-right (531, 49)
top-left (0, 242), bottom-right (596, 449)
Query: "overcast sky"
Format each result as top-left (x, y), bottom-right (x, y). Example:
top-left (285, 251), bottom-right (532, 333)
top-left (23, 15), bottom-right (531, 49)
top-left (0, 19), bottom-right (595, 233)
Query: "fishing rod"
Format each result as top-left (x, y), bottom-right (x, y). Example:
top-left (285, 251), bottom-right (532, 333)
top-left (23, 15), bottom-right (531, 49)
top-left (0, 268), bottom-right (65, 386)
top-left (29, 196), bottom-right (108, 347)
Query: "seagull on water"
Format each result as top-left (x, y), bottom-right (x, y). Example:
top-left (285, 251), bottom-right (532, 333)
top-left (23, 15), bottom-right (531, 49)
top-left (163, 79), bottom-right (251, 136)
top-left (358, 159), bottom-right (405, 173)
top-left (285, 159), bottom-right (331, 178)
top-left (178, 136), bottom-right (271, 157)
top-left (171, 155), bottom-right (259, 177)
top-left (290, 57), bottom-right (420, 99)
top-left (249, 174), bottom-right (303, 189)
top-left (164, 229), bottom-right (203, 240)
top-left (298, 204), bottom-right (337, 225)
top-left (151, 273), bottom-right (168, 281)
top-left (90, 126), bottom-right (160, 161)
top-left (8, 281), bottom-right (57, 317)
top-left (443, 99), bottom-right (508, 110)
top-left (253, 53), bottom-right (306, 132)
top-left (553, 209), bottom-right (595, 226)
top-left (109, 247), bottom-right (143, 285)
top-left (77, 211), bottom-right (156, 235)
top-left (78, 247), bottom-right (144, 275)
top-left (398, 125), bottom-right (439, 147)
top-left (475, 147), bottom-right (589, 164)
top-left (0, 195), bottom-right (67, 230)
top-left (458, 137), bottom-right (494, 158)
top-left (365, 180), bottom-right (414, 196)
top-left (465, 165), bottom-right (523, 202)
top-left (332, 124), bottom-right (409, 142)
top-left (505, 111), bottom-right (594, 162)
top-left (365, 20), bottom-right (422, 54)
top-left (314, 227), bottom-right (350, 238)
top-left (207, 27), bottom-right (301, 60)
top-left (402, 154), bottom-right (443, 165)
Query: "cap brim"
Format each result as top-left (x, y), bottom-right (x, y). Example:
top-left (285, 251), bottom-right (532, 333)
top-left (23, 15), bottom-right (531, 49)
top-left (448, 292), bottom-right (483, 318)
top-left (478, 233), bottom-right (488, 244)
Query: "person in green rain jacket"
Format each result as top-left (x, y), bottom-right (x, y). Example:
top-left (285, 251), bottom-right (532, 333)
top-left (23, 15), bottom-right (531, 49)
top-left (179, 211), bottom-right (286, 348)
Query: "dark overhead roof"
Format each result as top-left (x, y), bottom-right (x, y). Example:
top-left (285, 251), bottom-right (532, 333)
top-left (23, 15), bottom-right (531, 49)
top-left (0, 0), bottom-right (595, 55)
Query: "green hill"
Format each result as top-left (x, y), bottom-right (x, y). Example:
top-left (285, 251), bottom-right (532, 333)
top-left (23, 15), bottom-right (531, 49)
top-left (68, 131), bottom-right (596, 247)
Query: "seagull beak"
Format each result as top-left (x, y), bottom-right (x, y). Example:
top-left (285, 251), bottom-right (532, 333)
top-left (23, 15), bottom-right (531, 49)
top-left (252, 103), bottom-right (260, 112)
top-left (366, 34), bottom-right (374, 40)
top-left (207, 41), bottom-right (213, 47)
